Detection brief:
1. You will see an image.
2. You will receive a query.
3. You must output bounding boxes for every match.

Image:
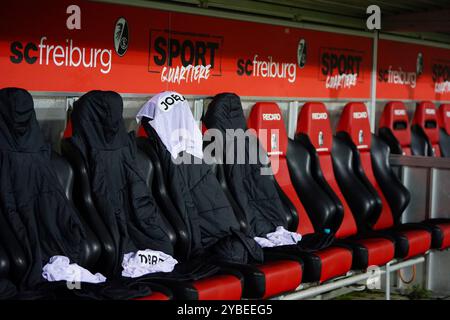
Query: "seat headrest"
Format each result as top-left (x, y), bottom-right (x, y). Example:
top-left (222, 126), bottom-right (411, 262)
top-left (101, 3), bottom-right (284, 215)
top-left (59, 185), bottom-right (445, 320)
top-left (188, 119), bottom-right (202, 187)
top-left (69, 90), bottom-right (128, 149)
top-left (0, 87), bottom-right (45, 151)
top-left (412, 101), bottom-right (439, 144)
top-left (438, 104), bottom-right (450, 135)
top-left (379, 101), bottom-right (411, 147)
top-left (247, 102), bottom-right (287, 156)
top-left (296, 102), bottom-right (332, 154)
top-left (337, 102), bottom-right (371, 150)
top-left (203, 93), bottom-right (247, 132)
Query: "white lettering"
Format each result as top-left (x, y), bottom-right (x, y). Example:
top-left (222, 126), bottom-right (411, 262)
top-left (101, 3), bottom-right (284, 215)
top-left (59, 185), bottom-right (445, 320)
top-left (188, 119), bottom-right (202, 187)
top-left (252, 54), bottom-right (296, 83)
top-left (394, 109), bottom-right (406, 116)
top-left (36, 36), bottom-right (112, 74)
top-left (353, 112), bottom-right (368, 119)
top-left (161, 64), bottom-right (211, 84)
top-left (262, 113), bottom-right (281, 121)
top-left (312, 112), bottom-right (328, 120)
top-left (325, 73), bottom-right (358, 89)
top-left (386, 65), bottom-right (416, 88)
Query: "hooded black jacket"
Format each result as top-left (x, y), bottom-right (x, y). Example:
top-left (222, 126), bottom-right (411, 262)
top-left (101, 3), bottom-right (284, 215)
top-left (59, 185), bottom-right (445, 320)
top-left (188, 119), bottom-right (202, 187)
top-left (69, 91), bottom-right (219, 294)
top-left (0, 88), bottom-right (91, 297)
top-left (203, 93), bottom-right (291, 237)
top-left (70, 90), bottom-right (174, 271)
top-left (140, 107), bottom-right (263, 265)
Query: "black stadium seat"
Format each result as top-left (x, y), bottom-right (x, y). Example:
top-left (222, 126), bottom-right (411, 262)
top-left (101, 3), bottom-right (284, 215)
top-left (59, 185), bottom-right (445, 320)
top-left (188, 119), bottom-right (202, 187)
top-left (62, 91), bottom-right (243, 300)
top-left (0, 246), bottom-right (9, 279)
top-left (0, 200), bottom-right (28, 283)
top-left (294, 102), bottom-right (396, 269)
top-left (0, 87), bottom-right (104, 299)
top-left (243, 101), bottom-right (354, 282)
top-left (50, 151), bottom-right (102, 269)
top-left (133, 140), bottom-right (245, 300)
top-left (0, 245), bottom-right (17, 299)
top-left (61, 136), bottom-right (119, 276)
top-left (377, 102), bottom-right (450, 250)
top-left (137, 103), bottom-right (303, 299)
top-left (334, 102), bottom-right (432, 259)
top-left (378, 101), bottom-right (414, 156)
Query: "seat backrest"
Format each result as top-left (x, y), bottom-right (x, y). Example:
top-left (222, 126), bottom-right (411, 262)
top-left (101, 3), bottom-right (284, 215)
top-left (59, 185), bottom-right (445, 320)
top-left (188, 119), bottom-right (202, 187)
top-left (203, 94), bottom-right (296, 239)
top-left (50, 151), bottom-right (102, 269)
top-left (378, 101), bottom-right (412, 155)
top-left (0, 245), bottom-right (10, 279)
top-left (247, 102), bottom-right (313, 235)
top-left (136, 125), bottom-right (193, 261)
top-left (51, 151), bottom-right (75, 202)
top-left (337, 102), bottom-right (402, 231)
top-left (437, 104), bottom-right (450, 157)
top-left (412, 101), bottom-right (441, 157)
top-left (62, 98), bottom-right (178, 273)
top-left (0, 87), bottom-right (99, 287)
top-left (61, 124), bottom-right (119, 275)
top-left (296, 102), bottom-right (358, 238)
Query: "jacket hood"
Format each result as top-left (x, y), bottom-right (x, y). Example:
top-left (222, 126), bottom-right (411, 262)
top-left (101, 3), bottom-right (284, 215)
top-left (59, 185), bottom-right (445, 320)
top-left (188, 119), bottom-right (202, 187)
top-left (203, 93), bottom-right (247, 132)
top-left (71, 90), bottom-right (127, 149)
top-left (0, 87), bottom-right (45, 151)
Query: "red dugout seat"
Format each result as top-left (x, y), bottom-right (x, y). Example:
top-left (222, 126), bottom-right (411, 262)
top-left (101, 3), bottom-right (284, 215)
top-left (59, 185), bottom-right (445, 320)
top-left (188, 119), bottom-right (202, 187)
top-left (295, 102), bottom-right (395, 268)
top-left (63, 116), bottom-right (243, 301)
top-left (335, 102), bottom-right (432, 259)
top-left (411, 101), bottom-right (441, 157)
top-left (437, 104), bottom-right (450, 158)
top-left (378, 102), bottom-right (450, 250)
top-left (378, 101), bottom-right (412, 156)
top-left (138, 119), bottom-right (302, 300)
top-left (247, 102), bottom-right (353, 281)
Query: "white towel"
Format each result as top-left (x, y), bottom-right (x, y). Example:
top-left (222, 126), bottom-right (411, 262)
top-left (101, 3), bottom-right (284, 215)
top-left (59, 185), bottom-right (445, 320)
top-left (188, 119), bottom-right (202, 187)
top-left (254, 226), bottom-right (302, 248)
top-left (121, 249), bottom-right (178, 278)
top-left (42, 256), bottom-right (106, 284)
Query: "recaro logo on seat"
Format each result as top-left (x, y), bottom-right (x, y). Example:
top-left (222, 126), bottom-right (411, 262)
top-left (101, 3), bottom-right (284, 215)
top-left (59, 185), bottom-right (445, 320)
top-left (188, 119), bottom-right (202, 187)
top-left (394, 109), bottom-right (406, 116)
top-left (312, 112), bottom-right (328, 120)
top-left (353, 111), bottom-right (368, 119)
top-left (425, 108), bottom-right (436, 115)
top-left (262, 113), bottom-right (281, 121)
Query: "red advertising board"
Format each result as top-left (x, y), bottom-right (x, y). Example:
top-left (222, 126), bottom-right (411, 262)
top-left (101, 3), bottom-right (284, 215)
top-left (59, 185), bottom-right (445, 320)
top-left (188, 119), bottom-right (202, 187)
top-left (0, 0), bottom-right (372, 98)
top-left (377, 39), bottom-right (450, 101)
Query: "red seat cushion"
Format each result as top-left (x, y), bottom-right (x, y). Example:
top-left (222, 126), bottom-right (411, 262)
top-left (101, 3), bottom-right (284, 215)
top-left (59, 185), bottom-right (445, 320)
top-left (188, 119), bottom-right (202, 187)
top-left (193, 274), bottom-right (242, 300)
top-left (134, 292), bottom-right (171, 300)
top-left (354, 238), bottom-right (395, 266)
top-left (400, 229), bottom-right (432, 259)
top-left (436, 223), bottom-right (450, 249)
top-left (314, 247), bottom-right (353, 283)
top-left (257, 260), bottom-right (303, 299)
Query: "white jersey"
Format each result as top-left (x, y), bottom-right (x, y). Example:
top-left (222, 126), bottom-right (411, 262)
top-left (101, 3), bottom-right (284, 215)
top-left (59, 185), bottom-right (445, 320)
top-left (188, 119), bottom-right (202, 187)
top-left (136, 91), bottom-right (203, 160)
